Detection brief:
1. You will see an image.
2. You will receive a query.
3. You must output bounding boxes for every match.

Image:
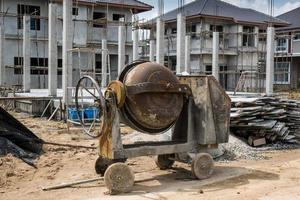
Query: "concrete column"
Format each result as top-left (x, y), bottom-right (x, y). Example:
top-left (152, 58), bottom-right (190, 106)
top-left (254, 26), bottom-right (259, 48)
top-left (101, 39), bottom-right (108, 87)
top-left (0, 24), bottom-right (4, 86)
top-left (176, 12), bottom-right (186, 74)
top-left (48, 3), bottom-right (57, 96)
top-left (266, 27), bottom-right (275, 95)
top-left (149, 39), bottom-right (155, 62)
top-left (212, 32), bottom-right (219, 81)
top-left (156, 18), bottom-right (164, 65)
top-left (23, 15), bottom-right (30, 92)
top-left (132, 28), bottom-right (139, 61)
top-left (184, 35), bottom-right (191, 74)
top-left (118, 25), bottom-right (125, 75)
top-left (62, 0), bottom-right (73, 104)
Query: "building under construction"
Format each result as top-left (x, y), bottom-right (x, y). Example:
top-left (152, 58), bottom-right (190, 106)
top-left (139, 0), bottom-right (291, 92)
top-left (0, 0), bottom-right (152, 92)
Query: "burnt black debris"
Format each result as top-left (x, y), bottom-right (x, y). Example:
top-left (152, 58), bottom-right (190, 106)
top-left (0, 106), bottom-right (43, 166)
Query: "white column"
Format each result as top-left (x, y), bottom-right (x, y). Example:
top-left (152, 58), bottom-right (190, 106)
top-left (0, 24), bottom-right (4, 86)
top-left (118, 25), bottom-right (125, 75)
top-left (101, 39), bottom-right (108, 87)
top-left (23, 15), bottom-right (30, 92)
top-left (176, 12), bottom-right (186, 74)
top-left (156, 18), bottom-right (164, 65)
top-left (184, 35), bottom-right (191, 74)
top-left (132, 28), bottom-right (139, 61)
top-left (48, 3), bottom-right (58, 96)
top-left (266, 27), bottom-right (275, 95)
top-left (62, 0), bottom-right (73, 104)
top-left (212, 32), bottom-right (219, 81)
top-left (149, 39), bottom-right (155, 62)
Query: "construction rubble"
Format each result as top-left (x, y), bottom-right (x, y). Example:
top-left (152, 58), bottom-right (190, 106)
top-left (230, 95), bottom-right (300, 146)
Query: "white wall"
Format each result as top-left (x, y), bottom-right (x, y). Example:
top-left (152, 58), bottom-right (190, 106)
top-left (1, 0), bottom-right (134, 88)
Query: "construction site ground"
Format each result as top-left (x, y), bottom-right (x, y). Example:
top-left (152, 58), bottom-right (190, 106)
top-left (1, 112), bottom-right (300, 200)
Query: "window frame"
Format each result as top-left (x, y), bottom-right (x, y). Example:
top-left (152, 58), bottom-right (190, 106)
top-left (274, 62), bottom-right (290, 84)
top-left (293, 33), bottom-right (300, 42)
top-left (72, 7), bottom-right (79, 16)
top-left (112, 13), bottom-right (125, 22)
top-left (93, 12), bottom-right (106, 28)
top-left (17, 4), bottom-right (41, 31)
top-left (276, 38), bottom-right (288, 53)
top-left (242, 26), bottom-right (255, 47)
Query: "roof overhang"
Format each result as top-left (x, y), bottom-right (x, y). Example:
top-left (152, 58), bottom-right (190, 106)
top-left (51, 0), bottom-right (153, 14)
top-left (141, 14), bottom-right (289, 29)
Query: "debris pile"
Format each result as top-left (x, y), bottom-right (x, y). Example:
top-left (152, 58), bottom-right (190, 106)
top-left (0, 106), bottom-right (43, 166)
top-left (230, 96), bottom-right (300, 146)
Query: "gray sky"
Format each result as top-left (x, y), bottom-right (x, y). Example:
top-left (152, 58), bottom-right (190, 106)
top-left (138, 0), bottom-right (300, 21)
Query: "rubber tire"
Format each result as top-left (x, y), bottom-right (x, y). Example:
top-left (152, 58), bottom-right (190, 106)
top-left (155, 154), bottom-right (175, 170)
top-left (191, 153), bottom-right (214, 180)
top-left (94, 156), bottom-right (114, 176)
top-left (104, 163), bottom-right (135, 194)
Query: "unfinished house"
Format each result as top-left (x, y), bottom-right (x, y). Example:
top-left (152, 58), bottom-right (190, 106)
top-left (276, 7), bottom-right (300, 90)
top-left (0, 0), bottom-right (152, 89)
top-left (141, 0), bottom-right (288, 91)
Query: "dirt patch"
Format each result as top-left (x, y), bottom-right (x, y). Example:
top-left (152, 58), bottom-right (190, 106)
top-left (1, 112), bottom-right (300, 200)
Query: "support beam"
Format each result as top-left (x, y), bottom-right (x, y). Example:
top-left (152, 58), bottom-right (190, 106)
top-left (23, 15), bottom-right (31, 92)
top-left (62, 0), bottom-right (73, 104)
top-left (176, 12), bottom-right (186, 74)
top-left (0, 22), bottom-right (4, 86)
top-left (132, 28), bottom-right (139, 61)
top-left (266, 27), bottom-right (275, 95)
top-left (149, 40), bottom-right (155, 62)
top-left (212, 32), bottom-right (219, 82)
top-left (156, 18), bottom-right (164, 65)
top-left (48, 3), bottom-right (58, 96)
top-left (118, 25), bottom-right (125, 75)
top-left (184, 35), bottom-right (191, 74)
top-left (101, 39), bottom-right (108, 87)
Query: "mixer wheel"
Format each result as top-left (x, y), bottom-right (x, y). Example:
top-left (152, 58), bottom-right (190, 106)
top-left (191, 153), bottom-right (214, 180)
top-left (104, 163), bottom-right (135, 194)
top-left (95, 156), bottom-right (127, 176)
top-left (95, 156), bottom-right (114, 176)
top-left (155, 154), bottom-right (175, 170)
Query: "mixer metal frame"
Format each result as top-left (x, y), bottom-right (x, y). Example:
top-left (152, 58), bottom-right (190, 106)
top-left (99, 95), bottom-right (197, 161)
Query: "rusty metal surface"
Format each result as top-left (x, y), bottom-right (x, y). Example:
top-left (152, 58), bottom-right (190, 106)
top-left (126, 82), bottom-right (191, 95)
top-left (121, 62), bottom-right (184, 133)
top-left (107, 80), bottom-right (126, 108)
top-left (179, 75), bottom-right (231, 144)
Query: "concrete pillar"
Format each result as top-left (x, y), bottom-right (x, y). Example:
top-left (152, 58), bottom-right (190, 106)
top-left (23, 15), bottom-right (30, 92)
top-left (266, 27), bottom-right (275, 95)
top-left (212, 32), bottom-right (219, 81)
top-left (176, 12), bottom-right (186, 74)
top-left (184, 35), bottom-right (191, 74)
top-left (101, 39), bottom-right (108, 87)
top-left (0, 24), bottom-right (4, 86)
top-left (62, 0), bottom-right (73, 104)
top-left (149, 39), bottom-right (155, 62)
top-left (48, 3), bottom-right (57, 96)
top-left (156, 18), bottom-right (164, 65)
top-left (254, 26), bottom-right (259, 48)
top-left (118, 25), bottom-right (125, 75)
top-left (132, 28), bottom-right (139, 61)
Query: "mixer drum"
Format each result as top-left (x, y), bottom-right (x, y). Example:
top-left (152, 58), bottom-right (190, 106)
top-left (119, 62), bottom-right (184, 134)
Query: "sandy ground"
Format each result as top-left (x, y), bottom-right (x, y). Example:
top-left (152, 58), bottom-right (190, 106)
top-left (1, 112), bottom-right (300, 200)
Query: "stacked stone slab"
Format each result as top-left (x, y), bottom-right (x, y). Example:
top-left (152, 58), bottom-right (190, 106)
top-left (230, 96), bottom-right (300, 146)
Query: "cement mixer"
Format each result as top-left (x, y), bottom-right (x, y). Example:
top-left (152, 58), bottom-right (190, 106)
top-left (75, 61), bottom-right (231, 193)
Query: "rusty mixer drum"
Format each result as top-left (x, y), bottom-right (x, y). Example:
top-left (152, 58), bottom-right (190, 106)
top-left (119, 62), bottom-right (184, 134)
